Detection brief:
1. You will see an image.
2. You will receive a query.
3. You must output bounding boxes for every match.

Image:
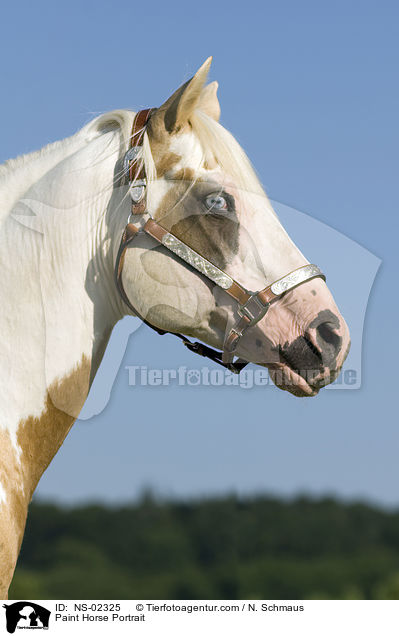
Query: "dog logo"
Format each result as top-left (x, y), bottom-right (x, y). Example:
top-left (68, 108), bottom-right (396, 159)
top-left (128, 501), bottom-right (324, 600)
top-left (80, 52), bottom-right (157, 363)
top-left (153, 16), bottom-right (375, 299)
top-left (3, 602), bottom-right (50, 633)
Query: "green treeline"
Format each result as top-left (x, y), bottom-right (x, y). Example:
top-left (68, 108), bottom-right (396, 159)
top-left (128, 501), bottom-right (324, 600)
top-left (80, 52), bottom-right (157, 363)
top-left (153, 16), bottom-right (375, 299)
top-left (10, 495), bottom-right (399, 600)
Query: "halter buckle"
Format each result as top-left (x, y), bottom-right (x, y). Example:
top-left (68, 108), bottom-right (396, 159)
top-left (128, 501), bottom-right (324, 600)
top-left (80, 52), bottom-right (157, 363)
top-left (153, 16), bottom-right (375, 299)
top-left (237, 294), bottom-right (270, 326)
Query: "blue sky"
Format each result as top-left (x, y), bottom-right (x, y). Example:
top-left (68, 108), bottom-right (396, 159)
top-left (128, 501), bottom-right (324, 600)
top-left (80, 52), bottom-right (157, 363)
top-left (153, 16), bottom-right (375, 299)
top-left (1, 1), bottom-right (396, 506)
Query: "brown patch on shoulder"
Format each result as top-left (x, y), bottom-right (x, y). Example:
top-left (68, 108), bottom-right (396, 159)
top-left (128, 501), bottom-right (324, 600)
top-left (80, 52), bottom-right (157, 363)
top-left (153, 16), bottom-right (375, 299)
top-left (0, 355), bottom-right (91, 599)
top-left (48, 356), bottom-right (91, 418)
top-left (0, 428), bottom-right (26, 599)
top-left (18, 355), bottom-right (91, 489)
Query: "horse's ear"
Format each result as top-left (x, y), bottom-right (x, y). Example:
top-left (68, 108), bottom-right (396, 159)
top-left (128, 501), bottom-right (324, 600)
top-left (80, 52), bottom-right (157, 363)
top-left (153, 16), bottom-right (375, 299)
top-left (150, 57), bottom-right (212, 135)
top-left (198, 81), bottom-right (220, 121)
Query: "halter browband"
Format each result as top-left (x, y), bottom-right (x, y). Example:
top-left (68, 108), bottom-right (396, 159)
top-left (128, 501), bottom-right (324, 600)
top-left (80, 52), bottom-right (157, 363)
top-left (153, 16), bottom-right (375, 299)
top-left (114, 109), bottom-right (326, 374)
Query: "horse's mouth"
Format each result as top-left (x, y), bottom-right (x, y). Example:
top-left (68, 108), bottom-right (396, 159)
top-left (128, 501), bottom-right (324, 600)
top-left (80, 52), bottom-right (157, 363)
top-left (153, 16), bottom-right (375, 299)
top-left (260, 333), bottom-right (342, 397)
top-left (265, 363), bottom-right (317, 397)
top-left (265, 362), bottom-right (338, 397)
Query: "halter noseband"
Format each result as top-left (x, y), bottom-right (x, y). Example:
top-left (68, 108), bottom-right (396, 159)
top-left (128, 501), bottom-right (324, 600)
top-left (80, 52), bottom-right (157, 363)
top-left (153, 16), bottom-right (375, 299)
top-left (114, 109), bottom-right (325, 374)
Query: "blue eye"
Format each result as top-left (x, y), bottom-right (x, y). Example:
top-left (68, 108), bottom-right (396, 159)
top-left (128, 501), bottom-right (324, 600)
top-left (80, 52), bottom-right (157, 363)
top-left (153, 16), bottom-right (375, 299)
top-left (205, 193), bottom-right (228, 211)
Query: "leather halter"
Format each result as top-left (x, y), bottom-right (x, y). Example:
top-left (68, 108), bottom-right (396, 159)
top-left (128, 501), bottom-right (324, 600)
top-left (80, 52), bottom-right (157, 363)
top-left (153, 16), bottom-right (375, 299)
top-left (114, 110), bottom-right (326, 374)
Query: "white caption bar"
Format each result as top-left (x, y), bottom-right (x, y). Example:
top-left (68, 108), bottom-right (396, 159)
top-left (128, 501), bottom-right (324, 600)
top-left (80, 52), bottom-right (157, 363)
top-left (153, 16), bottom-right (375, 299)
top-left (3, 599), bottom-right (399, 636)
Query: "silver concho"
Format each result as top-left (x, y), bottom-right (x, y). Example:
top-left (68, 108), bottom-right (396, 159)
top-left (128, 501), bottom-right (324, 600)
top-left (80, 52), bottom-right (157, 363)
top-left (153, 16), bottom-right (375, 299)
top-left (161, 233), bottom-right (233, 290)
top-left (270, 264), bottom-right (325, 296)
top-left (129, 180), bottom-right (146, 203)
top-left (123, 147), bottom-right (140, 176)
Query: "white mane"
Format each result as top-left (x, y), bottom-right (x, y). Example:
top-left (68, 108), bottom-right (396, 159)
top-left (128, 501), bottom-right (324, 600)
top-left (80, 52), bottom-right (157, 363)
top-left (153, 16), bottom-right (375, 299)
top-left (190, 110), bottom-right (265, 196)
top-left (134, 108), bottom-right (266, 201)
top-left (0, 106), bottom-right (267, 235)
top-left (0, 110), bottom-right (133, 230)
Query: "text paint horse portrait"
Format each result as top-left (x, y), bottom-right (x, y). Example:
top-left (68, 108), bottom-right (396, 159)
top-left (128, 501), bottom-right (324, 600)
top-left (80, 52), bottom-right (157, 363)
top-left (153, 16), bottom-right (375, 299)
top-left (0, 58), bottom-right (350, 597)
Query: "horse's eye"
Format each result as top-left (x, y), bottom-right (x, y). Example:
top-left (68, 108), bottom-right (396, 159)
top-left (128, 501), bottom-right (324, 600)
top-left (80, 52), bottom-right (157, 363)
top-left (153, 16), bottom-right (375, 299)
top-left (204, 193), bottom-right (228, 212)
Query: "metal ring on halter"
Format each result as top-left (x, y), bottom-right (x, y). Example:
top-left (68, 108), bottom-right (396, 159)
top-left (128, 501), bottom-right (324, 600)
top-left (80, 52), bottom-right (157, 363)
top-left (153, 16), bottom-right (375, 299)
top-left (127, 204), bottom-right (153, 227)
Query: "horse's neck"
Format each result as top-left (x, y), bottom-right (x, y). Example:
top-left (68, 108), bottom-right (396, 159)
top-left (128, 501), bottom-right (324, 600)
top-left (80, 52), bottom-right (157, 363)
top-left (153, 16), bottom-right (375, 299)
top-left (0, 126), bottom-right (126, 453)
top-left (0, 115), bottom-right (133, 598)
top-left (0, 134), bottom-right (89, 231)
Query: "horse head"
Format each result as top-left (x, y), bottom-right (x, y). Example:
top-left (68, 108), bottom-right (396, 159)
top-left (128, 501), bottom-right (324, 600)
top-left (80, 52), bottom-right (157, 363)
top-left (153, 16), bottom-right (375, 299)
top-left (115, 58), bottom-right (350, 397)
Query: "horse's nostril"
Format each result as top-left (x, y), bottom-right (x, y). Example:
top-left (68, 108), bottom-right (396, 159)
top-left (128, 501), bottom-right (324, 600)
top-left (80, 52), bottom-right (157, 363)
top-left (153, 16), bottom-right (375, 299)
top-left (308, 311), bottom-right (343, 367)
top-left (317, 321), bottom-right (341, 350)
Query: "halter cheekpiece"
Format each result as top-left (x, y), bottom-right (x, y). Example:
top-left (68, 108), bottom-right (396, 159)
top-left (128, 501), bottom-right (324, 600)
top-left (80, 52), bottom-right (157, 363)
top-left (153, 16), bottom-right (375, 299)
top-left (114, 109), bottom-right (326, 374)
